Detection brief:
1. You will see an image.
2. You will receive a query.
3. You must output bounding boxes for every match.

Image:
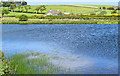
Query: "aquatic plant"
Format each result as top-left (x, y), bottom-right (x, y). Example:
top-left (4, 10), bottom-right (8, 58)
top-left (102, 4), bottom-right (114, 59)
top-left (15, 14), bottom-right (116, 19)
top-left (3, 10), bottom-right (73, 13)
top-left (7, 52), bottom-right (62, 74)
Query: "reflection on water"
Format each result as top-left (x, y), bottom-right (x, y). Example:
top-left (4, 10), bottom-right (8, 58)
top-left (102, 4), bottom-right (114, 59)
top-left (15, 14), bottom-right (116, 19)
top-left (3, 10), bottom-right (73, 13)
top-left (2, 24), bottom-right (118, 74)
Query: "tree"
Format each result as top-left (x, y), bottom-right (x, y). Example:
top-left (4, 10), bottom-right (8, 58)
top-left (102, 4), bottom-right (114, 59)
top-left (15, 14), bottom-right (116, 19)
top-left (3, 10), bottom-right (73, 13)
top-left (2, 2), bottom-right (10, 7)
top-left (2, 9), bottom-right (9, 16)
top-left (39, 5), bottom-right (46, 13)
top-left (10, 4), bottom-right (16, 12)
top-left (21, 6), bottom-right (24, 12)
top-left (18, 4), bottom-right (22, 11)
top-left (24, 6), bottom-right (28, 12)
top-left (24, 5), bottom-right (31, 12)
top-left (35, 5), bottom-right (46, 14)
top-left (19, 14), bottom-right (28, 21)
top-left (59, 12), bottom-right (63, 15)
top-left (22, 1), bottom-right (27, 6)
top-left (111, 10), bottom-right (117, 14)
top-left (2, 2), bottom-right (11, 10)
top-left (35, 7), bottom-right (40, 14)
top-left (103, 7), bottom-right (106, 9)
top-left (28, 5), bottom-right (31, 10)
top-left (0, 2), bottom-right (2, 7)
top-left (107, 7), bottom-right (114, 10)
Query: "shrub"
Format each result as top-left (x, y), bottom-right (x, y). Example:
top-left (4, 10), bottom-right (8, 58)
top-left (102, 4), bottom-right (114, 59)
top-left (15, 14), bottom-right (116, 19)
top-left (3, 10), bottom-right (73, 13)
top-left (49, 19), bottom-right (53, 21)
top-left (103, 7), bottom-right (106, 9)
top-left (111, 10), bottom-right (117, 14)
top-left (90, 13), bottom-right (96, 15)
top-left (2, 9), bottom-right (9, 15)
top-left (19, 14), bottom-right (28, 21)
top-left (0, 50), bottom-right (17, 75)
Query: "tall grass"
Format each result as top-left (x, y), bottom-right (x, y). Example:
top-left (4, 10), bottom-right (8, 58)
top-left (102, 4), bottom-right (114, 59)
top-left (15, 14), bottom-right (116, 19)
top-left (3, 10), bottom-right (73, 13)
top-left (9, 52), bottom-right (61, 74)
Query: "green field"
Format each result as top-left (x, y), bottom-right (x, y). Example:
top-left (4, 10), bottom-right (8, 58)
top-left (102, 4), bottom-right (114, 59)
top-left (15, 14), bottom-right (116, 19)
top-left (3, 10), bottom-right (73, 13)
top-left (1, 4), bottom-right (118, 24)
top-left (1, 4), bottom-right (114, 16)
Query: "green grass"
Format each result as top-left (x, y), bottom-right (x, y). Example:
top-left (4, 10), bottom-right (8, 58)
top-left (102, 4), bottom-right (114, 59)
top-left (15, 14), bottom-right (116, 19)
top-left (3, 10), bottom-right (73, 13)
top-left (74, 5), bottom-right (114, 8)
top-left (9, 52), bottom-right (61, 74)
top-left (1, 4), bottom-right (116, 17)
top-left (3, 12), bottom-right (44, 17)
top-left (1, 5), bottom-right (102, 15)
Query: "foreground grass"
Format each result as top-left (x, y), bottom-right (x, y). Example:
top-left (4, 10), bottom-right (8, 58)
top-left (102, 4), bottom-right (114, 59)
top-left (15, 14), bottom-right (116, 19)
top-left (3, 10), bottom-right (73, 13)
top-left (9, 52), bottom-right (61, 74)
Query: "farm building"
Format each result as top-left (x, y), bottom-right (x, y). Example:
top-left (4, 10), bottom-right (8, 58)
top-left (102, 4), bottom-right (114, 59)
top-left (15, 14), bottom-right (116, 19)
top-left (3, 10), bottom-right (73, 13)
top-left (45, 9), bottom-right (62, 15)
top-left (45, 9), bottom-right (71, 15)
top-left (112, 6), bottom-right (120, 10)
top-left (63, 13), bottom-right (71, 15)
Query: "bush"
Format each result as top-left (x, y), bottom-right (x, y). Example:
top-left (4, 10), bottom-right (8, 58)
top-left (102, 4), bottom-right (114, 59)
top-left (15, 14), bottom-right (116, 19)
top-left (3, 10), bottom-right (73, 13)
top-left (2, 9), bottom-right (9, 14)
top-left (19, 14), bottom-right (28, 21)
top-left (111, 10), bottom-right (117, 14)
top-left (0, 50), bottom-right (17, 75)
top-left (103, 7), bottom-right (106, 9)
top-left (90, 13), bottom-right (96, 15)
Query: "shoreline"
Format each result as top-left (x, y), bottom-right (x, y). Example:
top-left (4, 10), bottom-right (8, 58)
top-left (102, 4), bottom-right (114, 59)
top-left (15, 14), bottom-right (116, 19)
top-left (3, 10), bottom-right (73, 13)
top-left (1, 18), bottom-right (119, 24)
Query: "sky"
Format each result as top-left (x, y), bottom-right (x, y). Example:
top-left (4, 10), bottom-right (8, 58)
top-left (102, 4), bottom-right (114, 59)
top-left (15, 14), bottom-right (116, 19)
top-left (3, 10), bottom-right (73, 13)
top-left (0, 0), bottom-right (120, 2)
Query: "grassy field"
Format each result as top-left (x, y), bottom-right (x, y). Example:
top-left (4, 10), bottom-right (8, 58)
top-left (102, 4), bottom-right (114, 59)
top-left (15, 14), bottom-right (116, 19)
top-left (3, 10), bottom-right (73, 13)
top-left (1, 4), bottom-right (116, 17)
top-left (1, 4), bottom-right (118, 24)
top-left (73, 5), bottom-right (115, 8)
top-left (1, 5), bottom-right (107, 15)
top-left (3, 12), bottom-right (44, 17)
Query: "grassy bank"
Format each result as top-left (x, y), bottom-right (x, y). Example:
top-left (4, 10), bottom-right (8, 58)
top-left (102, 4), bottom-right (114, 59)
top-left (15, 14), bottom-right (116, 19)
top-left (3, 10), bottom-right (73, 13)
top-left (1, 17), bottom-right (119, 24)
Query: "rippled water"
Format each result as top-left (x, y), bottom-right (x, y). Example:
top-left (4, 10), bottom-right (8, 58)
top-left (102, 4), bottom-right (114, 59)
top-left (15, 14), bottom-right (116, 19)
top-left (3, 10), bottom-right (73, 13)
top-left (2, 24), bottom-right (118, 74)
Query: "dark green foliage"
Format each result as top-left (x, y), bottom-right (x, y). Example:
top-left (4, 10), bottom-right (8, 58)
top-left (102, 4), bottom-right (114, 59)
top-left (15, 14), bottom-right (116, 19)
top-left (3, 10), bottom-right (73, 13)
top-left (24, 5), bottom-right (31, 12)
top-left (35, 7), bottom-right (40, 14)
top-left (90, 13), bottom-right (96, 15)
top-left (39, 5), bottom-right (46, 13)
top-left (10, 4), bottom-right (16, 11)
top-left (2, 2), bottom-right (11, 7)
top-left (103, 7), bottom-right (106, 9)
top-left (59, 12), bottom-right (63, 15)
top-left (18, 4), bottom-right (22, 11)
top-left (19, 14), bottom-right (28, 21)
top-left (22, 1), bottom-right (27, 6)
top-left (2, 9), bottom-right (9, 16)
top-left (111, 10), bottom-right (117, 14)
top-left (35, 5), bottom-right (46, 13)
top-left (107, 7), bottom-right (114, 10)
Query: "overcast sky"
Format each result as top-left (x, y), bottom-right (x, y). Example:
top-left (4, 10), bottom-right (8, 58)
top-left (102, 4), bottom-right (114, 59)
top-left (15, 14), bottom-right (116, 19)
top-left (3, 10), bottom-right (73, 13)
top-left (1, 0), bottom-right (119, 2)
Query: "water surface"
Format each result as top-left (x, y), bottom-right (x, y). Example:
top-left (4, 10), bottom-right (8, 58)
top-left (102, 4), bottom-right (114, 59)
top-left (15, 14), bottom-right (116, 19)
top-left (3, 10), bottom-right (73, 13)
top-left (2, 24), bottom-right (118, 74)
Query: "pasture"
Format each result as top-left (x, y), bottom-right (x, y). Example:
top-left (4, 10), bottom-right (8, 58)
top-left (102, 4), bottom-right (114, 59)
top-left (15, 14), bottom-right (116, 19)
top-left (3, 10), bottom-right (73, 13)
top-left (1, 5), bottom-right (113, 16)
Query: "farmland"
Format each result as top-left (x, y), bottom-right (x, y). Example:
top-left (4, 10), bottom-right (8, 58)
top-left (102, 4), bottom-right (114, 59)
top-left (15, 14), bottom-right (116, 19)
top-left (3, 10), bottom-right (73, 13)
top-left (0, 4), bottom-right (119, 24)
top-left (1, 5), bottom-right (115, 16)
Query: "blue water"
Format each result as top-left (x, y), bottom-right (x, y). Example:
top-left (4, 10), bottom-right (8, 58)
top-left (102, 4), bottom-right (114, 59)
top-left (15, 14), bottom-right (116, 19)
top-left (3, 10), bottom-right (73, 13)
top-left (2, 24), bottom-right (118, 74)
top-left (27, 2), bottom-right (118, 5)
